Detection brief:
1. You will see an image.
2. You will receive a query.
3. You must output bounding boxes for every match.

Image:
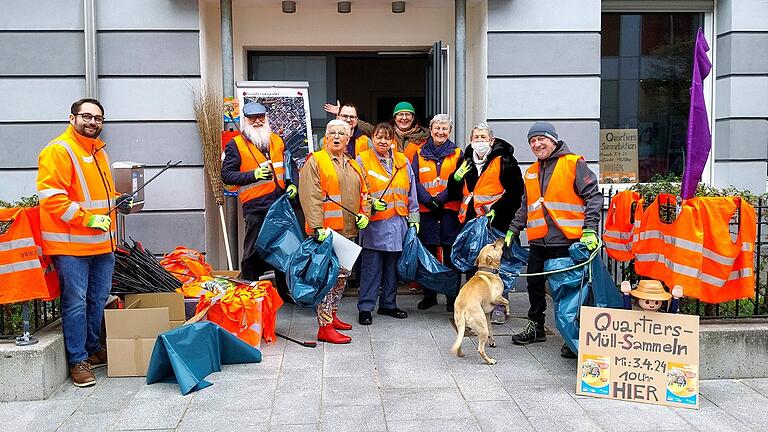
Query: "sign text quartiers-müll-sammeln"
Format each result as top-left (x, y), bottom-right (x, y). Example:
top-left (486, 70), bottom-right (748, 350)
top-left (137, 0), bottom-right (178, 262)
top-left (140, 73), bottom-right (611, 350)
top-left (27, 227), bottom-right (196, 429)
top-left (585, 311), bottom-right (691, 356)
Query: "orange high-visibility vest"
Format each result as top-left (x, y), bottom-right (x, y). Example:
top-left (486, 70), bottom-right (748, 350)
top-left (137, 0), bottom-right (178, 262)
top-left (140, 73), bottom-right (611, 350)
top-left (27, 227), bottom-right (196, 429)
top-left (37, 126), bottom-right (117, 256)
top-left (634, 194), bottom-right (704, 294)
top-left (694, 196), bottom-right (756, 303)
top-left (358, 149), bottom-right (410, 222)
top-left (321, 134), bottom-right (371, 159)
top-left (458, 157), bottom-right (504, 223)
top-left (416, 147), bottom-right (462, 213)
top-left (523, 154), bottom-right (585, 240)
top-left (603, 190), bottom-right (644, 262)
top-left (0, 208), bottom-right (59, 304)
top-left (227, 134), bottom-right (286, 203)
top-left (403, 138), bottom-right (426, 163)
top-left (304, 149), bottom-right (366, 234)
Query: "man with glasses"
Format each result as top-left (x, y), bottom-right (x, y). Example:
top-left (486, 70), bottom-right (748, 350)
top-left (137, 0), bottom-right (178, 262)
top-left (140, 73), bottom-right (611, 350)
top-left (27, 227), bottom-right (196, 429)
top-left (332, 103), bottom-right (372, 158)
top-left (37, 98), bottom-right (132, 387)
top-left (221, 101), bottom-right (297, 286)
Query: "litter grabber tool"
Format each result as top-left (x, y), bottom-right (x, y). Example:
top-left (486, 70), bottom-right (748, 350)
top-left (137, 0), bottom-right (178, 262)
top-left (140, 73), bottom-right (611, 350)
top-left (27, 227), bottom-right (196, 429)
top-left (107, 160), bottom-right (182, 216)
top-left (257, 271), bottom-right (317, 348)
top-left (323, 193), bottom-right (359, 217)
top-left (370, 163), bottom-right (403, 216)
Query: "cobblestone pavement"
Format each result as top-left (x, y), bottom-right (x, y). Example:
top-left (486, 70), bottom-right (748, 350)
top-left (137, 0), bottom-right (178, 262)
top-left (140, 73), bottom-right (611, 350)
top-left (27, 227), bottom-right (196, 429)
top-left (2, 293), bottom-right (767, 431)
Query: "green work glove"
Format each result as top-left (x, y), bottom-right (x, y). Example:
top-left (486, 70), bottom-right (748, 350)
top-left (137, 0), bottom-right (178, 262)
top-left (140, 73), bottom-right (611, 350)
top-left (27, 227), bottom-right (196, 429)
top-left (453, 160), bottom-right (471, 182)
top-left (116, 193), bottom-right (134, 215)
top-left (314, 228), bottom-right (331, 242)
top-left (504, 229), bottom-right (516, 248)
top-left (86, 214), bottom-right (111, 232)
top-left (253, 166), bottom-right (272, 181)
top-left (409, 222), bottom-right (420, 233)
top-left (371, 198), bottom-right (387, 212)
top-left (580, 229), bottom-right (599, 251)
top-left (356, 214), bottom-right (369, 229)
top-left (486, 209), bottom-right (496, 223)
top-left (285, 184), bottom-right (298, 199)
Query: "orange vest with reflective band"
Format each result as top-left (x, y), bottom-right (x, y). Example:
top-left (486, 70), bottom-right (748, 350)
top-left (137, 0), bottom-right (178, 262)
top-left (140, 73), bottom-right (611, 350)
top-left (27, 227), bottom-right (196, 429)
top-left (524, 154), bottom-right (585, 240)
top-left (0, 207), bottom-right (60, 303)
top-left (358, 149), bottom-right (410, 222)
top-left (694, 196), bottom-right (756, 303)
top-left (634, 194), bottom-right (704, 295)
top-left (227, 134), bottom-right (286, 203)
top-left (304, 149), bottom-right (366, 234)
top-left (416, 147), bottom-right (462, 212)
top-left (603, 190), bottom-right (644, 262)
top-left (37, 126), bottom-right (117, 256)
top-left (458, 157), bottom-right (504, 223)
top-left (403, 138), bottom-right (426, 163)
top-left (321, 134), bottom-right (371, 159)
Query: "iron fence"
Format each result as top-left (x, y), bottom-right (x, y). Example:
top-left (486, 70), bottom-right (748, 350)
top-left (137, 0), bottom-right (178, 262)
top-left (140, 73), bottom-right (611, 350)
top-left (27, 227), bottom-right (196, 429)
top-left (0, 299), bottom-right (61, 339)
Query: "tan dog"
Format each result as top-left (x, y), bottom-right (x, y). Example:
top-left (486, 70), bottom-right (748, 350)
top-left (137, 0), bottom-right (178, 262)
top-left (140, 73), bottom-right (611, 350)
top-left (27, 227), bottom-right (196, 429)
top-left (450, 238), bottom-right (509, 365)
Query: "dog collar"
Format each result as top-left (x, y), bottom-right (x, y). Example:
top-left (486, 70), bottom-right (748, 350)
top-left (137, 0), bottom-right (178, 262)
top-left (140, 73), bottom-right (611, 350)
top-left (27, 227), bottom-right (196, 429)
top-left (477, 266), bottom-right (499, 275)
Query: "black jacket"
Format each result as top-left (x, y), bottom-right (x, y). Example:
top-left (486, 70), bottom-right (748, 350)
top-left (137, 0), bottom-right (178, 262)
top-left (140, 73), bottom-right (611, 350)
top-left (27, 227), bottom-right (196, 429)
top-left (450, 138), bottom-right (524, 231)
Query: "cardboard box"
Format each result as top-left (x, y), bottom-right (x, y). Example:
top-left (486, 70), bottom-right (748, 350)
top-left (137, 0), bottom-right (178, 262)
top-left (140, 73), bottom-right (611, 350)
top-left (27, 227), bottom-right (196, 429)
top-left (104, 292), bottom-right (185, 377)
top-left (213, 270), bottom-right (242, 279)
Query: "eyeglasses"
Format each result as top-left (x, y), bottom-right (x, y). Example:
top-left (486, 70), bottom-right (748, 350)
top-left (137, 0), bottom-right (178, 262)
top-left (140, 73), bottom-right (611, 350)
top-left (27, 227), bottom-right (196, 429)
top-left (328, 131), bottom-right (348, 137)
top-left (339, 114), bottom-right (358, 120)
top-left (77, 113), bottom-right (105, 123)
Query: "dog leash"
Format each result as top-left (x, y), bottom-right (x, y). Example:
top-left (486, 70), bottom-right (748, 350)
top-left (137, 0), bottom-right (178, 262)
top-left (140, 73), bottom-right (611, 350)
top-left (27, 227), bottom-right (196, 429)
top-left (515, 239), bottom-right (602, 278)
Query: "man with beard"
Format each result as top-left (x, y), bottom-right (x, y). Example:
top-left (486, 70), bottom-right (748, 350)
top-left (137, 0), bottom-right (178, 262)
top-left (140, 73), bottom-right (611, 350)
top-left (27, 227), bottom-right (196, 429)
top-left (37, 98), bottom-right (133, 387)
top-left (221, 102), bottom-right (297, 284)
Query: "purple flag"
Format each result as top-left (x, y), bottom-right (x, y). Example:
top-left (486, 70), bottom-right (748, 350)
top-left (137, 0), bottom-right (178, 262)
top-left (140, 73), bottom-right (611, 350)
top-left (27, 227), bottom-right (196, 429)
top-left (681, 28), bottom-right (713, 199)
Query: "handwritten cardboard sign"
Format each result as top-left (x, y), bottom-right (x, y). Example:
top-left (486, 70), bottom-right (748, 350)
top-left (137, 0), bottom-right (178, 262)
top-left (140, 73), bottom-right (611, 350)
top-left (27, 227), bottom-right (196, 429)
top-left (599, 129), bottom-right (638, 183)
top-left (576, 306), bottom-right (699, 409)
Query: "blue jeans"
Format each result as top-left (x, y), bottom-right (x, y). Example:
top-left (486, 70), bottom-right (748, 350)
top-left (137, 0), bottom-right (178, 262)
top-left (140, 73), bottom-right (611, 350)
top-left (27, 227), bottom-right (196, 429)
top-left (52, 253), bottom-right (114, 365)
top-left (358, 249), bottom-right (400, 312)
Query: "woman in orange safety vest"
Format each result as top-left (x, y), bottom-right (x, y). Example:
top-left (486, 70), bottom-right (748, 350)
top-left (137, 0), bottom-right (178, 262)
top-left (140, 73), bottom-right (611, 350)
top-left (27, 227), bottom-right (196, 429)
top-left (298, 119), bottom-right (370, 344)
top-left (355, 123), bottom-right (420, 326)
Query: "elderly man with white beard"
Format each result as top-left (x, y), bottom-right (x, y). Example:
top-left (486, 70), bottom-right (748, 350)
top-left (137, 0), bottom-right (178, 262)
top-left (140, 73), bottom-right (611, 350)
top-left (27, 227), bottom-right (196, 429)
top-left (221, 101), bottom-right (297, 282)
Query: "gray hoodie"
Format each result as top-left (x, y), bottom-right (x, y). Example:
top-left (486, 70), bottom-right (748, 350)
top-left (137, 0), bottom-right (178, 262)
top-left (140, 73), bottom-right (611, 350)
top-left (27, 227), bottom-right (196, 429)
top-left (509, 141), bottom-right (602, 247)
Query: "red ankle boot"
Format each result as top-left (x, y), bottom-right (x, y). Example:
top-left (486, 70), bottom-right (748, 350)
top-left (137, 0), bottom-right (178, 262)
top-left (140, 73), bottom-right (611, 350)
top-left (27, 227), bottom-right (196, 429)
top-left (317, 324), bottom-right (352, 344)
top-left (332, 311), bottom-right (352, 330)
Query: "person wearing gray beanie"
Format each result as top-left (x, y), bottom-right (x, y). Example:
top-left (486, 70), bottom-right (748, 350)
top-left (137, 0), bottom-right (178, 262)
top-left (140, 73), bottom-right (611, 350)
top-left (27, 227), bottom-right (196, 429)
top-left (504, 121), bottom-right (603, 359)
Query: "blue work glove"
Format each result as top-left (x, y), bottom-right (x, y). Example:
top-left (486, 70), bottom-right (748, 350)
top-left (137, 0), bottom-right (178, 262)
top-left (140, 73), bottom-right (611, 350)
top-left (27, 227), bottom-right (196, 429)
top-left (86, 214), bottom-right (111, 232)
top-left (580, 229), bottom-right (599, 251)
top-left (504, 229), bottom-right (516, 248)
top-left (453, 160), bottom-right (471, 182)
top-left (371, 198), bottom-right (387, 212)
top-left (253, 167), bottom-right (273, 181)
top-left (356, 214), bottom-right (369, 229)
top-left (116, 193), bottom-right (134, 215)
top-left (314, 228), bottom-right (331, 242)
top-left (285, 184), bottom-right (298, 199)
top-left (486, 209), bottom-right (496, 223)
top-left (409, 222), bottom-right (420, 234)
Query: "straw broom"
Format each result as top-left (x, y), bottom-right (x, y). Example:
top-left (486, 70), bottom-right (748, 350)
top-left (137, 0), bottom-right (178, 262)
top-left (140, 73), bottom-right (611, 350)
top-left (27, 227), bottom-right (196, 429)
top-left (193, 87), bottom-right (234, 270)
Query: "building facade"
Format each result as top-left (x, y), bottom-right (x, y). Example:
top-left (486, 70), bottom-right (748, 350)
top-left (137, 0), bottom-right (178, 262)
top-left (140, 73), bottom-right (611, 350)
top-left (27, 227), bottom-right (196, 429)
top-left (1, 0), bottom-right (766, 268)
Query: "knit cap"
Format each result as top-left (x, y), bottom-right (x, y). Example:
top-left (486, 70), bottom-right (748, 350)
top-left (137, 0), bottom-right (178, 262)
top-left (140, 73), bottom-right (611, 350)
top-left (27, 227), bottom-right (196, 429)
top-left (392, 101), bottom-right (415, 117)
top-left (527, 121), bottom-right (559, 142)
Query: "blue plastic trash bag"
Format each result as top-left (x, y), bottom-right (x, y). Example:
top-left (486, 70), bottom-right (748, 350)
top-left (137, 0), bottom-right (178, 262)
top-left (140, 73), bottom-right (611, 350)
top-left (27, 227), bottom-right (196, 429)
top-left (146, 322), bottom-right (262, 395)
top-left (451, 216), bottom-right (529, 294)
top-left (544, 243), bottom-right (623, 354)
top-left (397, 226), bottom-right (459, 296)
top-left (255, 194), bottom-right (305, 273)
top-left (286, 236), bottom-right (340, 308)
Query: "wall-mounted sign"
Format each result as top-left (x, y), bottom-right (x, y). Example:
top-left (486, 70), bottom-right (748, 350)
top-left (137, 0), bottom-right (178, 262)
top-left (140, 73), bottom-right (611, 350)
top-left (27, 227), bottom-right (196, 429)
top-left (599, 129), bottom-right (638, 183)
top-left (576, 306), bottom-right (699, 409)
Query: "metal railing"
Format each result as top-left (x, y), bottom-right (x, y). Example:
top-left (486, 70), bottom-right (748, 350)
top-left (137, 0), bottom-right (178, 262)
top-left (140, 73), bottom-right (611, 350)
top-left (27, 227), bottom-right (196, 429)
top-left (1, 299), bottom-right (61, 339)
top-left (599, 188), bottom-right (767, 319)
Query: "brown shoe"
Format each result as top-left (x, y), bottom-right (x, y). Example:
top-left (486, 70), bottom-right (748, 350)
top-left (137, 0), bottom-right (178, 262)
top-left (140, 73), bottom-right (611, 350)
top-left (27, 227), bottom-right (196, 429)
top-left (86, 348), bottom-right (108, 369)
top-left (70, 361), bottom-right (96, 388)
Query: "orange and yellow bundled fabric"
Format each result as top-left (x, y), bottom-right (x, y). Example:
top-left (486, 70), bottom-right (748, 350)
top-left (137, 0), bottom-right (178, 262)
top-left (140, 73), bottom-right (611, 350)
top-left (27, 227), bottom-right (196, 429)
top-left (633, 194), bottom-right (756, 303)
top-left (602, 190), bottom-right (644, 262)
top-left (194, 280), bottom-right (283, 346)
top-left (160, 247), bottom-right (213, 284)
top-left (0, 207), bottom-right (60, 304)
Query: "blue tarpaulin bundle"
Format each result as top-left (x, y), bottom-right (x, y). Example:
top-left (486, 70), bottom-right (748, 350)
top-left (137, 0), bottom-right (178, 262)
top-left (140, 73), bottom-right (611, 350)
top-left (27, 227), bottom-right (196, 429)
top-left (397, 226), bottom-right (459, 296)
top-left (146, 322), bottom-right (262, 395)
top-left (285, 236), bottom-right (340, 307)
top-left (544, 242), bottom-right (624, 353)
top-left (255, 194), bottom-right (305, 273)
top-left (451, 216), bottom-right (529, 293)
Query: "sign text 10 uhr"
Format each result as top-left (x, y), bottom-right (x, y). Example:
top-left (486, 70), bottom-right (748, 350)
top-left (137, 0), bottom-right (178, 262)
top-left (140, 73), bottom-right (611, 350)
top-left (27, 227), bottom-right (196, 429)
top-left (576, 306), bottom-right (699, 409)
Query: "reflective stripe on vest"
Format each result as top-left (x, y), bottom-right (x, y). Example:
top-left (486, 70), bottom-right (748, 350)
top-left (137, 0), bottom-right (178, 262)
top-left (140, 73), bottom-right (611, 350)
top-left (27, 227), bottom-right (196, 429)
top-left (603, 190), bottom-right (643, 262)
top-left (458, 157), bottom-right (504, 223)
top-left (359, 150), bottom-right (410, 222)
top-left (304, 149), bottom-right (366, 234)
top-left (417, 147), bottom-right (462, 212)
top-left (524, 154), bottom-right (585, 240)
top-left (231, 134), bottom-right (286, 203)
top-left (0, 208), bottom-right (51, 304)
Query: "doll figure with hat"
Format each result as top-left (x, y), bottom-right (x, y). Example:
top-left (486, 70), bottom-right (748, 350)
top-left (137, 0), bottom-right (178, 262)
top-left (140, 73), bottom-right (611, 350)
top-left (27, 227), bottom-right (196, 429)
top-left (621, 280), bottom-right (683, 313)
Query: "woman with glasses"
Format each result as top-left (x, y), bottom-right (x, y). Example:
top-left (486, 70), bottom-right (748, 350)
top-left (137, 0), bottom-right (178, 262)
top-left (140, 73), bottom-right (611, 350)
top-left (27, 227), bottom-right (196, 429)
top-left (355, 123), bottom-right (420, 325)
top-left (298, 119), bottom-right (370, 344)
top-left (412, 113), bottom-right (464, 311)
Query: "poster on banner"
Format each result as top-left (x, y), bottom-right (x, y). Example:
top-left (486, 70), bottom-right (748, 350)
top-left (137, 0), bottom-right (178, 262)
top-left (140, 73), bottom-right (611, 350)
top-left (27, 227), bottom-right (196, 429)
top-left (576, 306), bottom-right (700, 409)
top-left (236, 81), bottom-right (314, 171)
top-left (599, 129), bottom-right (638, 183)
